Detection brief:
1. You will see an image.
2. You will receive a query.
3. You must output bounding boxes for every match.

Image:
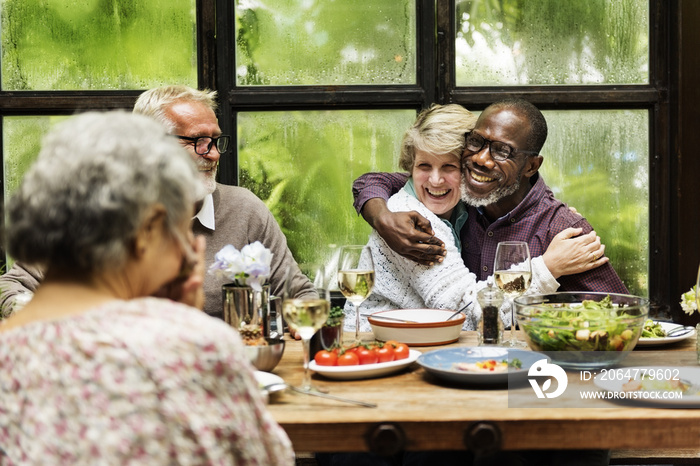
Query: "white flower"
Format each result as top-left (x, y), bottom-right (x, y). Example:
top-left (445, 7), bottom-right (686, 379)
top-left (680, 285), bottom-right (698, 315)
top-left (208, 241), bottom-right (273, 291)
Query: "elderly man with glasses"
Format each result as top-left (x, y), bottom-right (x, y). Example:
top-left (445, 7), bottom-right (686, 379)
top-left (0, 85), bottom-right (315, 319)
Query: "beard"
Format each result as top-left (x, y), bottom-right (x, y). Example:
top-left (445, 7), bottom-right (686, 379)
top-left (201, 173), bottom-right (217, 195)
top-left (460, 170), bottom-right (521, 208)
top-left (197, 159), bottom-right (218, 194)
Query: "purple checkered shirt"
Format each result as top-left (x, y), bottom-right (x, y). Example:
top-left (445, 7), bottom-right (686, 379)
top-left (353, 172), bottom-right (629, 294)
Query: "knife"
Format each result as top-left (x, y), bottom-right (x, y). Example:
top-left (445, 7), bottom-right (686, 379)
top-left (287, 385), bottom-right (377, 408)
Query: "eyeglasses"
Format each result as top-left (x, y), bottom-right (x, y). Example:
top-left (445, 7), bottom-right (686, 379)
top-left (464, 131), bottom-right (539, 161)
top-left (176, 135), bottom-right (230, 155)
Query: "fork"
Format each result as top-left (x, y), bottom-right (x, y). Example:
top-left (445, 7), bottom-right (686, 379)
top-left (446, 302), bottom-right (473, 321)
top-left (666, 325), bottom-right (696, 338)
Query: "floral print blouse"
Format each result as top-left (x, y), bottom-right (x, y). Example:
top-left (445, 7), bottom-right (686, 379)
top-left (0, 298), bottom-right (293, 465)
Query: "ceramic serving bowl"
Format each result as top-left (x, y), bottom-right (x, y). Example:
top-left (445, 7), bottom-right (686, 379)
top-left (244, 337), bottom-right (286, 372)
top-left (368, 309), bottom-right (465, 346)
top-left (514, 292), bottom-right (649, 370)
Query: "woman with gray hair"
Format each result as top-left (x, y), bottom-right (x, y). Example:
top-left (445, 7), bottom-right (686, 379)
top-left (345, 104), bottom-right (606, 333)
top-left (0, 111), bottom-right (293, 465)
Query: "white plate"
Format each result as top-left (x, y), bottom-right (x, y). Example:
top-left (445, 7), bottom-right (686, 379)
top-left (637, 321), bottom-right (696, 347)
top-left (309, 349), bottom-right (421, 380)
top-left (416, 347), bottom-right (548, 386)
top-left (594, 366), bottom-right (700, 407)
top-left (253, 371), bottom-right (285, 395)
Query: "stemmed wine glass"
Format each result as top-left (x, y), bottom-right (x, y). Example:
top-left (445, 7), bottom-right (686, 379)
top-left (337, 245), bottom-right (375, 343)
top-left (494, 241), bottom-right (532, 348)
top-left (281, 266), bottom-right (331, 392)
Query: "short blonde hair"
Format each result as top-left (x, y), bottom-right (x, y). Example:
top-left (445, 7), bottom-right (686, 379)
top-left (133, 85), bottom-right (218, 133)
top-left (398, 104), bottom-right (477, 172)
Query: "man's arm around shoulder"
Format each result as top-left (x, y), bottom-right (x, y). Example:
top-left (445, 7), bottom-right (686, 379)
top-left (352, 172), bottom-right (445, 266)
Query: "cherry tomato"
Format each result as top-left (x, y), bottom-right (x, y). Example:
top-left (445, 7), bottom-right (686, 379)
top-left (374, 344), bottom-right (395, 363)
top-left (337, 352), bottom-right (360, 366)
top-left (383, 340), bottom-right (400, 348)
top-left (356, 346), bottom-right (379, 365)
top-left (314, 350), bottom-right (338, 366)
top-left (393, 343), bottom-right (410, 360)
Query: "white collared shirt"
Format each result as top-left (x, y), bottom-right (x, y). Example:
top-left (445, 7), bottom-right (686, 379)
top-left (194, 193), bottom-right (215, 230)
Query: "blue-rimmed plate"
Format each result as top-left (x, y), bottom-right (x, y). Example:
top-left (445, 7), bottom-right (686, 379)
top-left (417, 347), bottom-right (548, 386)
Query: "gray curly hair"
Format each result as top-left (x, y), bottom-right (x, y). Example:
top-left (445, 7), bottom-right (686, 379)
top-left (133, 85), bottom-right (218, 133)
top-left (7, 111), bottom-right (205, 274)
top-left (399, 104), bottom-right (477, 172)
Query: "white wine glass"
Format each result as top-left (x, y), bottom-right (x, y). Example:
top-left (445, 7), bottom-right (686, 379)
top-left (494, 241), bottom-right (532, 348)
top-left (337, 245), bottom-right (375, 343)
top-left (282, 266), bottom-right (331, 392)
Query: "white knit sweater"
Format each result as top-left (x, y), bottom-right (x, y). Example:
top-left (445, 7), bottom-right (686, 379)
top-left (345, 188), bottom-right (560, 333)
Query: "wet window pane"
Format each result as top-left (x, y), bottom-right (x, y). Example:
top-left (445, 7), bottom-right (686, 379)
top-left (456, 0), bottom-right (649, 85)
top-left (1, 0), bottom-right (197, 90)
top-left (539, 110), bottom-right (649, 295)
top-left (3, 116), bottom-right (67, 265)
top-left (3, 116), bottom-right (65, 196)
top-left (238, 109), bottom-right (649, 295)
top-left (235, 0), bottom-right (416, 86)
top-left (237, 110), bottom-right (416, 268)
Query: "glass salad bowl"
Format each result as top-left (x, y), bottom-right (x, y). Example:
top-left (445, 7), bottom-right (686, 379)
top-left (514, 292), bottom-right (649, 370)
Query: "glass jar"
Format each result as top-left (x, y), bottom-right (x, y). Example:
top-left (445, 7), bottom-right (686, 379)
top-left (477, 283), bottom-right (504, 345)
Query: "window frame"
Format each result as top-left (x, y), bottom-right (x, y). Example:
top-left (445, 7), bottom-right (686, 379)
top-left (0, 0), bottom-right (693, 316)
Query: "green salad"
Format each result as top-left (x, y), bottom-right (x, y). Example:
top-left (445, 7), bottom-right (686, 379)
top-left (521, 295), bottom-right (644, 352)
top-left (641, 319), bottom-right (666, 338)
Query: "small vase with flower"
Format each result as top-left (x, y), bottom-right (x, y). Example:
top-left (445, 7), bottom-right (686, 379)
top-left (209, 241), bottom-right (274, 339)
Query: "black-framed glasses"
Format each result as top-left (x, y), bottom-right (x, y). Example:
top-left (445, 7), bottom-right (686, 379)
top-left (176, 135), bottom-right (230, 155)
top-left (464, 131), bottom-right (539, 161)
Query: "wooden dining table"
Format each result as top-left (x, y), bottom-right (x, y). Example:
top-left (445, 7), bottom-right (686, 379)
top-left (264, 331), bottom-right (700, 457)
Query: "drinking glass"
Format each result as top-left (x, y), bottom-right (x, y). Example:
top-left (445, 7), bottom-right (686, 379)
top-left (494, 241), bottom-right (532, 348)
top-left (337, 245), bottom-right (375, 343)
top-left (282, 266), bottom-right (331, 392)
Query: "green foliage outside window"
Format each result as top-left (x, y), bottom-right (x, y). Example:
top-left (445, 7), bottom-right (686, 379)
top-left (540, 110), bottom-right (649, 295)
top-left (456, 0), bottom-right (648, 85)
top-left (238, 110), bottom-right (415, 268)
top-left (235, 0), bottom-right (416, 86)
top-left (2, 0), bottom-right (650, 297)
top-left (234, 0), bottom-right (650, 295)
top-left (1, 0), bottom-right (197, 90)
